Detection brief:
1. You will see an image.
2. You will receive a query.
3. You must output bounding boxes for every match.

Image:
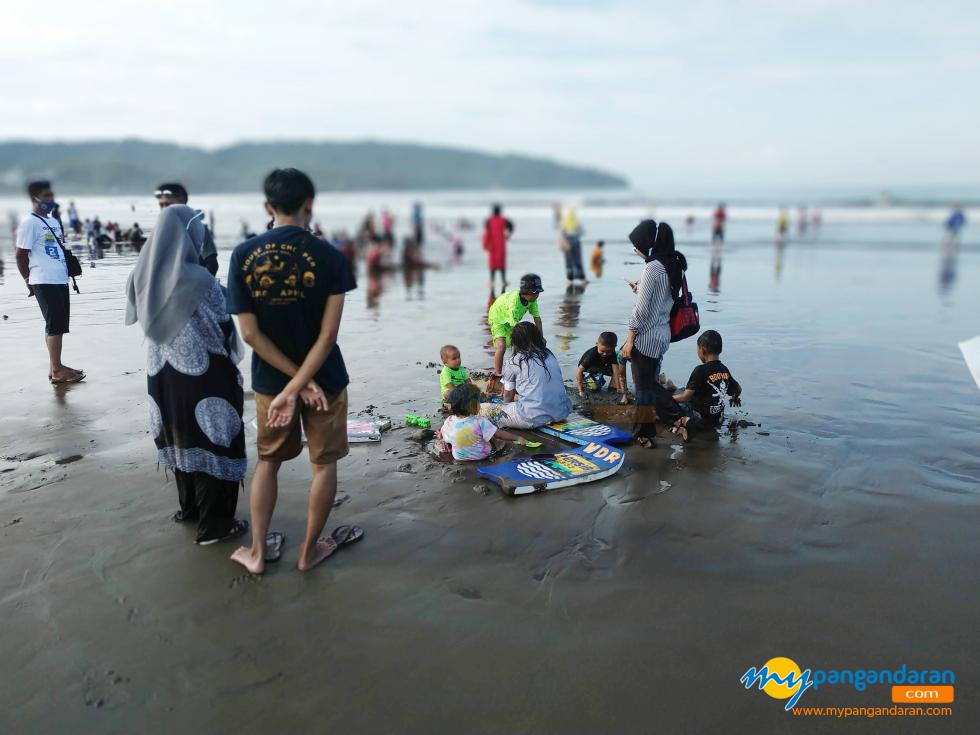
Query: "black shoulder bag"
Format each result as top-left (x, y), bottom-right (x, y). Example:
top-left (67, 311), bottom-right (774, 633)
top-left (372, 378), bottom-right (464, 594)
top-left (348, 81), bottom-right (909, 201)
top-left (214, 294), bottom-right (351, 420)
top-left (32, 213), bottom-right (82, 293)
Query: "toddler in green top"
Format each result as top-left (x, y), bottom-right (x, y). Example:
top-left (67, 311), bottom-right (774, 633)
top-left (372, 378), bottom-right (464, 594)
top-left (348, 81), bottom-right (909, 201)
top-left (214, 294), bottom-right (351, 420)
top-left (439, 345), bottom-right (471, 399)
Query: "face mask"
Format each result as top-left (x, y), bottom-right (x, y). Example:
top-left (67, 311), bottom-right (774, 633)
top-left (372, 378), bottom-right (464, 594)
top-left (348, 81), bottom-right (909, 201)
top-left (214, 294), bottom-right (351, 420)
top-left (35, 199), bottom-right (57, 215)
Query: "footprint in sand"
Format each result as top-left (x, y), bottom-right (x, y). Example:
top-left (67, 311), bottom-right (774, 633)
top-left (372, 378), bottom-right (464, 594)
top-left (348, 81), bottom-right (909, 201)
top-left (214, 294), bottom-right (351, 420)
top-left (455, 586), bottom-right (483, 600)
top-left (229, 573), bottom-right (261, 589)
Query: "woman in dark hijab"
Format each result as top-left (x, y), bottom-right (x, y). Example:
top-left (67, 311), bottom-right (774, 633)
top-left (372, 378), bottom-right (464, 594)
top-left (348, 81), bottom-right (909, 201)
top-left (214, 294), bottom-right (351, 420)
top-left (621, 219), bottom-right (687, 447)
top-left (126, 205), bottom-right (249, 544)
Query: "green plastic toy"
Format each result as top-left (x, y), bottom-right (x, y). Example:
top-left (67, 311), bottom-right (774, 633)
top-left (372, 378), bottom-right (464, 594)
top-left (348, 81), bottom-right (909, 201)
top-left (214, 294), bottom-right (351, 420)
top-left (523, 440), bottom-right (542, 449)
top-left (405, 414), bottom-right (431, 428)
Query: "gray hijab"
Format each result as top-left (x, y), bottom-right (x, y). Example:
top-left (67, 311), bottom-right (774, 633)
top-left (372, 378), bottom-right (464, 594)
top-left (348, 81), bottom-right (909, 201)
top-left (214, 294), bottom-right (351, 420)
top-left (125, 205), bottom-right (216, 344)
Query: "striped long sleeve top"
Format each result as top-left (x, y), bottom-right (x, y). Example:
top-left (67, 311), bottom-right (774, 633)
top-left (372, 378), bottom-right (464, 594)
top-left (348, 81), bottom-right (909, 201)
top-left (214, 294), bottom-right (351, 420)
top-left (628, 259), bottom-right (672, 359)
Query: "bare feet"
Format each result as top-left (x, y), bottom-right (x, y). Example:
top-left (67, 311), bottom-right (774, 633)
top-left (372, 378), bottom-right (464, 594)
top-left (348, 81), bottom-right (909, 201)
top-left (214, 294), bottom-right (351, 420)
top-left (297, 536), bottom-right (338, 571)
top-left (671, 417), bottom-right (691, 442)
top-left (230, 545), bottom-right (265, 575)
top-left (619, 393), bottom-right (630, 405)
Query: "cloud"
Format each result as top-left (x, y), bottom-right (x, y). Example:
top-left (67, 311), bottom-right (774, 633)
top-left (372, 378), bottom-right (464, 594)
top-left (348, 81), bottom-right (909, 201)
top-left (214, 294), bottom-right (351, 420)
top-left (1, 0), bottom-right (979, 190)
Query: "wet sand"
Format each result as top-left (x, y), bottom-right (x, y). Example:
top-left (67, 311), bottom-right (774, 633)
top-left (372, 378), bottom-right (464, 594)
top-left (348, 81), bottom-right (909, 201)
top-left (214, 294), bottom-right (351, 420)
top-left (2, 197), bottom-right (979, 733)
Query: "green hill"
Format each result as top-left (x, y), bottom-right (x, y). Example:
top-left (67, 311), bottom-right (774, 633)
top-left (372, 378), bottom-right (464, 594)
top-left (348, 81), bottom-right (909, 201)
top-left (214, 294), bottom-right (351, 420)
top-left (0, 139), bottom-right (627, 194)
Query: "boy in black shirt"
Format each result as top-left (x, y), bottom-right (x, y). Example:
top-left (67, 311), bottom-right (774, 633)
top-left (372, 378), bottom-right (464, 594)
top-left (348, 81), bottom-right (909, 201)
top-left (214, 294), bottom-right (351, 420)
top-left (670, 330), bottom-right (742, 439)
top-left (576, 331), bottom-right (628, 403)
top-left (227, 168), bottom-right (359, 574)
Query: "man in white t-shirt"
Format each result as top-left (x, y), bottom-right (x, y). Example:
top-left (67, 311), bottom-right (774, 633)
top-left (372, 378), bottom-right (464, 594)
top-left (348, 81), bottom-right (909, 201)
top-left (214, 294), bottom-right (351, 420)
top-left (15, 180), bottom-right (85, 384)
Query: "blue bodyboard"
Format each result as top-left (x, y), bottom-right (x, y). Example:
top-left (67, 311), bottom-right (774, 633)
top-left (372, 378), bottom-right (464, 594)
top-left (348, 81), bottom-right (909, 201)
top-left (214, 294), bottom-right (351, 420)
top-left (477, 441), bottom-right (625, 496)
top-left (538, 414), bottom-right (633, 446)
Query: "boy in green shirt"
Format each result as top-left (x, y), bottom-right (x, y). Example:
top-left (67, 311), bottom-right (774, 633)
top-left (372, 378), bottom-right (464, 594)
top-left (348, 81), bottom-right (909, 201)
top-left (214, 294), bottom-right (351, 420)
top-left (487, 273), bottom-right (544, 376)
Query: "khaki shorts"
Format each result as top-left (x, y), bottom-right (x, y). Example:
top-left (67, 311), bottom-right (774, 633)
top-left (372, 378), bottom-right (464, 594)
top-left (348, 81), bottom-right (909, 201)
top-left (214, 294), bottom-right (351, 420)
top-left (255, 388), bottom-right (349, 465)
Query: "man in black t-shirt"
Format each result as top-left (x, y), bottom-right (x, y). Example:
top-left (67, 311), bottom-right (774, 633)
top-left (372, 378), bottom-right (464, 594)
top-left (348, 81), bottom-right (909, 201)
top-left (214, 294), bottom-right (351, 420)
top-left (672, 330), bottom-right (742, 433)
top-left (226, 168), bottom-right (359, 575)
top-left (576, 331), bottom-right (627, 401)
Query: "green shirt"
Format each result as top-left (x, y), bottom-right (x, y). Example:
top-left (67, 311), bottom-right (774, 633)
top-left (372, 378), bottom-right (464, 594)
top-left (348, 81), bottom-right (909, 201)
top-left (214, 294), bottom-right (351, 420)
top-left (487, 290), bottom-right (540, 327)
top-left (440, 365), bottom-right (470, 396)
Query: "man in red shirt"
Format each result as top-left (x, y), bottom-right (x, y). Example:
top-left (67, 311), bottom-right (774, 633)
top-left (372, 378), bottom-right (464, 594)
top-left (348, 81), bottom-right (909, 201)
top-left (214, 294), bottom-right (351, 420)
top-left (712, 202), bottom-right (726, 243)
top-left (482, 203), bottom-right (514, 295)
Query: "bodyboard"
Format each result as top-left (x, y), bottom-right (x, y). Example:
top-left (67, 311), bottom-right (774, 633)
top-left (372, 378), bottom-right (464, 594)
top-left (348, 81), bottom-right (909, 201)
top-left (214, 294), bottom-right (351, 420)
top-left (538, 414), bottom-right (633, 446)
top-left (477, 441), bottom-right (625, 496)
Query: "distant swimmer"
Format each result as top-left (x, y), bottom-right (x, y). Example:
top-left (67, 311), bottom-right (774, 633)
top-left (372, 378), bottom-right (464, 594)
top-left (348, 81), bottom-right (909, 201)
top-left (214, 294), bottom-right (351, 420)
top-left (945, 204), bottom-right (966, 246)
top-left (68, 200), bottom-right (80, 234)
top-left (797, 205), bottom-right (808, 236)
top-left (483, 203), bottom-right (514, 294)
top-left (776, 208), bottom-right (789, 241)
top-left (412, 202), bottom-right (425, 246)
top-left (559, 207), bottom-right (587, 286)
top-left (590, 240), bottom-right (605, 278)
top-left (712, 203), bottom-right (726, 243)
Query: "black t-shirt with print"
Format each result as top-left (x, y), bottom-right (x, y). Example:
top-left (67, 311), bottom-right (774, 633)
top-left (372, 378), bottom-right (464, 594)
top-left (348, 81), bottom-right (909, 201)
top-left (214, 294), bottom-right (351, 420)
top-left (578, 346), bottom-right (617, 375)
top-left (227, 226), bottom-right (356, 396)
top-left (686, 359), bottom-right (741, 425)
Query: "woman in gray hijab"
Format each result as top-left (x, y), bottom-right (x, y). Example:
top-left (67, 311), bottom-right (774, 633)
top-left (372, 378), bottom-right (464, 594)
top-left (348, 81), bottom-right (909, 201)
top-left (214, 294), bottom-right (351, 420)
top-left (126, 205), bottom-right (248, 545)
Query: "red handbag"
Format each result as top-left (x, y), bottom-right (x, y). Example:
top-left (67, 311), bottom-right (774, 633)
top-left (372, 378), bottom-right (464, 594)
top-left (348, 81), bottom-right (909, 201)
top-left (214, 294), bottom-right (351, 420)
top-left (669, 273), bottom-right (700, 342)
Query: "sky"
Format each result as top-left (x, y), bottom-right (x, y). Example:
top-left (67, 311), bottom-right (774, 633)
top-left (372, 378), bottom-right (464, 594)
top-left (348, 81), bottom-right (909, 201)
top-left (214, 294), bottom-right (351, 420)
top-left (2, 0), bottom-right (979, 193)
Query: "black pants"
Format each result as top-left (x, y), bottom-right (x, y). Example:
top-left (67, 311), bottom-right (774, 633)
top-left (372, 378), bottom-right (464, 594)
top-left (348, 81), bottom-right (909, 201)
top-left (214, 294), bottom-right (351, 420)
top-left (630, 348), bottom-right (662, 439)
top-left (655, 394), bottom-right (705, 431)
top-left (564, 237), bottom-right (585, 281)
top-left (174, 469), bottom-right (239, 542)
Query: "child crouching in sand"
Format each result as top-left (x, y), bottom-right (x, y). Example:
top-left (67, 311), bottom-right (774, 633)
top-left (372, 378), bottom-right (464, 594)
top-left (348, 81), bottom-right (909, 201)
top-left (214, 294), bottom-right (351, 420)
top-left (438, 384), bottom-right (530, 460)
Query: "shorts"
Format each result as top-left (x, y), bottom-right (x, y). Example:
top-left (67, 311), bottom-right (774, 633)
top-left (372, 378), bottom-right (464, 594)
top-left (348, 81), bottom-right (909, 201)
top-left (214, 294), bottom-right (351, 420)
top-left (584, 363), bottom-right (615, 378)
top-left (255, 388), bottom-right (349, 465)
top-left (489, 320), bottom-right (512, 345)
top-left (33, 284), bottom-right (70, 336)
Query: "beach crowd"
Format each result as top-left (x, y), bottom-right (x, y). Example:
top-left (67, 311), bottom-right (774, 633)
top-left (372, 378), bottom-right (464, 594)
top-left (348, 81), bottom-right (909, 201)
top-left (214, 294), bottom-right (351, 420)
top-left (33, 167), bottom-right (943, 575)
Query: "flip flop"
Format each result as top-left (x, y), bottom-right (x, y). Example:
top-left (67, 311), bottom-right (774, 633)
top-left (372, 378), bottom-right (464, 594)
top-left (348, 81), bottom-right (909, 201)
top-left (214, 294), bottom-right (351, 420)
top-left (330, 525), bottom-right (364, 549)
top-left (264, 531), bottom-right (285, 562)
top-left (50, 371), bottom-right (85, 385)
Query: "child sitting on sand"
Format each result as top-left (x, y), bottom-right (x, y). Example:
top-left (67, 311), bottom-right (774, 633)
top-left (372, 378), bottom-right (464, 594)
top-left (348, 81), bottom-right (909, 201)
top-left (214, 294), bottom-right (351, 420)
top-left (439, 344), bottom-right (471, 400)
top-left (438, 385), bottom-right (531, 460)
top-left (667, 329), bottom-right (742, 440)
top-left (576, 331), bottom-right (629, 403)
